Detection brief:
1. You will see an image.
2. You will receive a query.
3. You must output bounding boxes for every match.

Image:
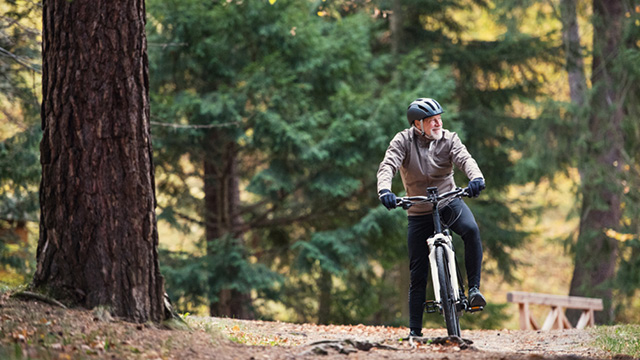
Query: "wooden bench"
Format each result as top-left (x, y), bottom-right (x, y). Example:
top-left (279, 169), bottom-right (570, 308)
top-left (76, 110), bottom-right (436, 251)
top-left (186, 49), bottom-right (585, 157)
top-left (506, 291), bottom-right (603, 330)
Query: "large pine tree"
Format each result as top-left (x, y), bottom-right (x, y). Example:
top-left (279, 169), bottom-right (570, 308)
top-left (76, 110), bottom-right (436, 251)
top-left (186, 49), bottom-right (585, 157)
top-left (34, 0), bottom-right (166, 323)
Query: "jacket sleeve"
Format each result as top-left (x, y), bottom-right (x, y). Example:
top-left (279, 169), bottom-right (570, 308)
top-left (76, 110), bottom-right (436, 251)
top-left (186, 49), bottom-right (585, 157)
top-left (377, 132), bottom-right (407, 193)
top-left (450, 132), bottom-right (484, 181)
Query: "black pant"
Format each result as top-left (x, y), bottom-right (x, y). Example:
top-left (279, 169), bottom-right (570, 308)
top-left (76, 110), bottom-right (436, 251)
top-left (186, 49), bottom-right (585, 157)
top-left (407, 198), bottom-right (483, 330)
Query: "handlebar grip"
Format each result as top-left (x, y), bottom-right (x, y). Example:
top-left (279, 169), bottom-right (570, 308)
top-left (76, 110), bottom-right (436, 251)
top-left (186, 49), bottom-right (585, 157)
top-left (396, 199), bottom-right (413, 210)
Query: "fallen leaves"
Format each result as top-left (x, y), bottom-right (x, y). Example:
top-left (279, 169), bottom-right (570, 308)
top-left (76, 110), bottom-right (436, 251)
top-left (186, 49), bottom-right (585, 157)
top-left (225, 322), bottom-right (291, 346)
top-left (11, 327), bottom-right (35, 343)
top-left (0, 295), bottom-right (608, 359)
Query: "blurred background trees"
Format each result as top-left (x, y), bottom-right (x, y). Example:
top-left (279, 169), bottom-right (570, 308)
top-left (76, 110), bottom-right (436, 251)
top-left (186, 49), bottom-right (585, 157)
top-left (0, 0), bottom-right (41, 286)
top-left (1, 0), bottom-right (639, 326)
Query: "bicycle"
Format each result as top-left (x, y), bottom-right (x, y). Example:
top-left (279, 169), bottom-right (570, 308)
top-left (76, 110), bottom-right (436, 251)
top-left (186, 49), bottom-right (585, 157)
top-left (396, 186), bottom-right (484, 337)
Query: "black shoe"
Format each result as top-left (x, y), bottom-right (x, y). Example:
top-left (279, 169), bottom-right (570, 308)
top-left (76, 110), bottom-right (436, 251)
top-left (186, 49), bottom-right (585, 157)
top-left (409, 329), bottom-right (423, 337)
top-left (469, 286), bottom-right (486, 308)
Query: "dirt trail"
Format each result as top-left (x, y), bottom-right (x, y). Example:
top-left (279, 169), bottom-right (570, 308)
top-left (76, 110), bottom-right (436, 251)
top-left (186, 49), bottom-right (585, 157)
top-left (0, 296), bottom-right (618, 359)
top-left (198, 317), bottom-right (612, 359)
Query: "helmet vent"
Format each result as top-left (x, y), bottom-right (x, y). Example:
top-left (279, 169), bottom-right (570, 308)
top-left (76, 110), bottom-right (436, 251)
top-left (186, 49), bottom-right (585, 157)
top-left (424, 99), bottom-right (437, 111)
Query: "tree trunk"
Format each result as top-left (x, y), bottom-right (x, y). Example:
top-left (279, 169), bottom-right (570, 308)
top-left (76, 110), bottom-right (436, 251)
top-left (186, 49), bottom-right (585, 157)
top-left (34, 0), bottom-right (165, 323)
top-left (204, 131), bottom-right (251, 318)
top-left (389, 0), bottom-right (404, 56)
top-left (560, 0), bottom-right (587, 107)
top-left (568, 0), bottom-right (625, 324)
top-left (317, 268), bottom-right (332, 325)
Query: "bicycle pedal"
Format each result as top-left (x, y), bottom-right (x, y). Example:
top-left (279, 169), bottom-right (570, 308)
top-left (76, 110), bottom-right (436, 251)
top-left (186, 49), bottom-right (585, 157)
top-left (468, 305), bottom-right (484, 313)
top-left (424, 300), bottom-right (438, 314)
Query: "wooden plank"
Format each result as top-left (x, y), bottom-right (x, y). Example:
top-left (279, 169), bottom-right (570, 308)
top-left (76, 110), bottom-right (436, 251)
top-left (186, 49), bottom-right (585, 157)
top-left (576, 310), bottom-right (590, 329)
top-left (529, 313), bottom-right (540, 330)
top-left (559, 308), bottom-right (573, 329)
top-left (519, 303), bottom-right (530, 330)
top-left (517, 302), bottom-right (540, 330)
top-left (507, 291), bottom-right (603, 310)
top-left (542, 307), bottom-right (559, 331)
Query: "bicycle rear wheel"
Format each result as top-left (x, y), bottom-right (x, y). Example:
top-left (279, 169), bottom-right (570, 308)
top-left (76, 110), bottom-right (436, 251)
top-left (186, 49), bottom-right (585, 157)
top-left (436, 245), bottom-right (461, 337)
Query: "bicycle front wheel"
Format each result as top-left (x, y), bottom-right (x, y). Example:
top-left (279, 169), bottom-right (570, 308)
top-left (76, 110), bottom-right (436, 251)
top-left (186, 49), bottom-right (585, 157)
top-left (436, 245), bottom-right (461, 337)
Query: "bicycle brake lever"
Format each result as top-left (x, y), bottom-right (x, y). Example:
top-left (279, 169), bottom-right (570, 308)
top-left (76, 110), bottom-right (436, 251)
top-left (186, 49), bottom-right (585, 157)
top-left (401, 201), bottom-right (413, 210)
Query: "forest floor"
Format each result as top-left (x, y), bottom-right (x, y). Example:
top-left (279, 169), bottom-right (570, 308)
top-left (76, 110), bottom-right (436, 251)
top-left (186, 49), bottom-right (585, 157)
top-left (0, 293), bottom-right (630, 360)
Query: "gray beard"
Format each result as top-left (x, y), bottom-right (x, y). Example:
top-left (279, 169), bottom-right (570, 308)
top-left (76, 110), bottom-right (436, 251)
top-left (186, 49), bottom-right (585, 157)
top-left (425, 129), bottom-right (443, 140)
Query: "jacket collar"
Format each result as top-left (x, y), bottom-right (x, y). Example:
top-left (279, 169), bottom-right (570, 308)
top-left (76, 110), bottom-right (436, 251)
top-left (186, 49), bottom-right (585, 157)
top-left (412, 126), bottom-right (436, 146)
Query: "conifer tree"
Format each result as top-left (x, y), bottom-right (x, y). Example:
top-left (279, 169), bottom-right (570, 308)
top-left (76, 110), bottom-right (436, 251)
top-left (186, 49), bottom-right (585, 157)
top-left (567, 0), bottom-right (628, 324)
top-left (34, 0), bottom-right (165, 323)
top-left (520, 0), bottom-right (640, 322)
top-left (147, 0), bottom-right (383, 320)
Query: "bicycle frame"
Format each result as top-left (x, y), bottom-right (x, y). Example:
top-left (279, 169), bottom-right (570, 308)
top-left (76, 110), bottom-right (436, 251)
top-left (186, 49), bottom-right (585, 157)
top-left (397, 186), bottom-right (481, 336)
top-left (397, 187), bottom-right (471, 313)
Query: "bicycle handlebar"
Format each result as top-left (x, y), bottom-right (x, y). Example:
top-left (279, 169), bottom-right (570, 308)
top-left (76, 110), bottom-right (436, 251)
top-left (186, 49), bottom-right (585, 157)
top-left (396, 187), bottom-right (470, 210)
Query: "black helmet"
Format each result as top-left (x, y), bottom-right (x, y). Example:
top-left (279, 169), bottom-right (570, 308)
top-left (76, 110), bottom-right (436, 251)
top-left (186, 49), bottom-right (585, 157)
top-left (406, 98), bottom-right (444, 125)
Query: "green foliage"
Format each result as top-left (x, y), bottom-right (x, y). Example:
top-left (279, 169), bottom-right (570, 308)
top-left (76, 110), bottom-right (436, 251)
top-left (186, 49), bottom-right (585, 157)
top-left (615, 3), bottom-right (640, 310)
top-left (514, 1), bottom-right (640, 320)
top-left (288, 207), bottom-right (408, 323)
top-left (0, 126), bottom-right (40, 221)
top-left (0, 223), bottom-right (33, 286)
top-left (2, 0), bottom-right (623, 328)
top-left (0, 0), bottom-right (41, 285)
top-left (591, 325), bottom-right (640, 358)
top-left (160, 236), bottom-right (281, 313)
top-left (145, 0), bottom-right (559, 327)
top-left (0, 126), bottom-right (40, 287)
top-left (147, 0), bottom-right (392, 320)
top-left (0, 0), bottom-right (41, 120)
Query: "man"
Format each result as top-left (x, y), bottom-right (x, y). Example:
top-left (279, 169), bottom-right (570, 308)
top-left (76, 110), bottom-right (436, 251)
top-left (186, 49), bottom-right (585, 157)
top-left (376, 98), bottom-right (486, 337)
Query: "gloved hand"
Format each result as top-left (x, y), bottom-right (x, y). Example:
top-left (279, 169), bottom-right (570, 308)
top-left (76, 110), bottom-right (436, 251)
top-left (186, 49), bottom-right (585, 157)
top-left (378, 189), bottom-right (397, 210)
top-left (468, 178), bottom-right (485, 197)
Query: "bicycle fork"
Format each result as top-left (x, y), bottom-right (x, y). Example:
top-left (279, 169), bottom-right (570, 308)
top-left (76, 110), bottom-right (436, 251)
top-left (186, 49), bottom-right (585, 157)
top-left (427, 233), bottom-right (460, 306)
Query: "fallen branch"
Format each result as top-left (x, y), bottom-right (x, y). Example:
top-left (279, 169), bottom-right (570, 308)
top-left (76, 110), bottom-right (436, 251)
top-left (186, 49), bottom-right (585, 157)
top-left (11, 291), bottom-right (68, 309)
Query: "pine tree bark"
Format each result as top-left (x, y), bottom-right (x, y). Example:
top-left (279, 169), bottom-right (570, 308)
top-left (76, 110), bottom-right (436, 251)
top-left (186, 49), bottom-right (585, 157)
top-left (204, 132), bottom-right (251, 318)
top-left (568, 0), bottom-right (625, 324)
top-left (34, 0), bottom-right (165, 323)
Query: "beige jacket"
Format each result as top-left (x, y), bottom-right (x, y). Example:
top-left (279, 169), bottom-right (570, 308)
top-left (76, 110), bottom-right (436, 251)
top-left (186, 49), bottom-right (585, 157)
top-left (377, 127), bottom-right (484, 215)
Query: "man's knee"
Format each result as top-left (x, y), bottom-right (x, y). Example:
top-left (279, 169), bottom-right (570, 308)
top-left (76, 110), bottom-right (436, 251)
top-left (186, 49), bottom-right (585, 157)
top-left (457, 219), bottom-right (480, 240)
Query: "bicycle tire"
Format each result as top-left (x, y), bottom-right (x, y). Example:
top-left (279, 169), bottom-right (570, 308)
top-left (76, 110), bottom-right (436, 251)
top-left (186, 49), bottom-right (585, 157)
top-left (436, 245), bottom-right (461, 337)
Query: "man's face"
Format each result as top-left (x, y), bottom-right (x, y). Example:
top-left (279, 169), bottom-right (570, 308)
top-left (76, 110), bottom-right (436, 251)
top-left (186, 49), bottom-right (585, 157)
top-left (415, 114), bottom-right (443, 139)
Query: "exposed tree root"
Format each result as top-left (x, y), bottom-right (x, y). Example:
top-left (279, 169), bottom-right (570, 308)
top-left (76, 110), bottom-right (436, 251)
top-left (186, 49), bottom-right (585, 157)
top-left (408, 335), bottom-right (474, 350)
top-left (301, 338), bottom-right (404, 355)
top-left (11, 290), bottom-right (68, 309)
top-left (300, 335), bottom-right (476, 355)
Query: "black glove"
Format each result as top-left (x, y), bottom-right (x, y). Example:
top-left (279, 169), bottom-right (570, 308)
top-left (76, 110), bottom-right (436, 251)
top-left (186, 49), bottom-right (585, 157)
top-left (378, 189), bottom-right (397, 210)
top-left (468, 178), bottom-right (485, 197)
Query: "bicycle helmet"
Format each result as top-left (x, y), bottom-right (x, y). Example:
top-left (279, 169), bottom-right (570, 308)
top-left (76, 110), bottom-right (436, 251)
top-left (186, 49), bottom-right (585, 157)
top-left (406, 98), bottom-right (444, 125)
